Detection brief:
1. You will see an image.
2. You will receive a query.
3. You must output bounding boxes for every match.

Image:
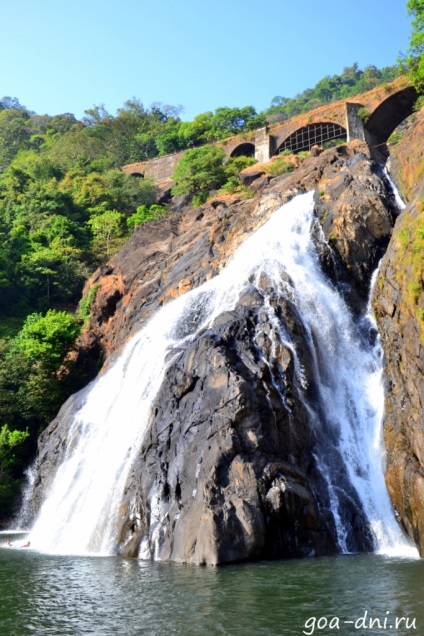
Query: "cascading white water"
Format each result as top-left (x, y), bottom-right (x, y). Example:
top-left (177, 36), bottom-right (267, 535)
top-left (28, 191), bottom-right (417, 557)
top-left (384, 166), bottom-right (406, 210)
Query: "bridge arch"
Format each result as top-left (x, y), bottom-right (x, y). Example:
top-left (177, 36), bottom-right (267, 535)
top-left (224, 139), bottom-right (256, 159)
top-left (275, 121), bottom-right (347, 154)
top-left (229, 142), bottom-right (255, 158)
top-left (364, 85), bottom-right (418, 148)
top-left (129, 171), bottom-right (144, 178)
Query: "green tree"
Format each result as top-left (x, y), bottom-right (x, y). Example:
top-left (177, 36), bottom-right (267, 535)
top-left (179, 112), bottom-right (215, 146)
top-left (87, 209), bottom-right (124, 256)
top-left (0, 421), bottom-right (30, 518)
top-left (82, 104), bottom-right (111, 126)
top-left (265, 63), bottom-right (401, 118)
top-left (0, 109), bottom-right (31, 166)
top-left (1, 310), bottom-right (81, 428)
top-left (126, 204), bottom-right (167, 232)
top-left (210, 107), bottom-right (266, 139)
top-left (223, 155), bottom-right (257, 178)
top-left (19, 241), bottom-right (84, 307)
top-left (46, 126), bottom-right (107, 171)
top-left (172, 146), bottom-right (227, 205)
top-left (11, 310), bottom-right (81, 370)
top-left (0, 424), bottom-right (29, 483)
top-left (156, 126), bottom-right (184, 155)
top-left (407, 0), bottom-right (424, 93)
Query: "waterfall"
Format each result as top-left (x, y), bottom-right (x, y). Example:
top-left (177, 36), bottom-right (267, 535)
top-left (384, 166), bottom-right (406, 210)
top-left (28, 191), bottom-right (416, 558)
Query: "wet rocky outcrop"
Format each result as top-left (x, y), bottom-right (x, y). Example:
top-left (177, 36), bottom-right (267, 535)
top-left (116, 287), bottom-right (373, 563)
top-left (77, 140), bottom-right (395, 364)
top-left (314, 150), bottom-right (398, 300)
top-left (373, 108), bottom-right (424, 555)
top-left (32, 140), bottom-right (402, 564)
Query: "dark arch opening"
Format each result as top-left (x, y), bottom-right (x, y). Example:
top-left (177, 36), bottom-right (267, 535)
top-left (229, 142), bottom-right (255, 158)
top-left (130, 171), bottom-right (144, 178)
top-left (364, 86), bottom-right (418, 148)
top-left (277, 122), bottom-right (347, 154)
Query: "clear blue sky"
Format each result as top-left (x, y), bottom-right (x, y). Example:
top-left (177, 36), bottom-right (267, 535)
top-left (1, 0), bottom-right (412, 121)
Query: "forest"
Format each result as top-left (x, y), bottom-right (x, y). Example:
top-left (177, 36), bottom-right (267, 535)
top-left (0, 52), bottom-right (420, 519)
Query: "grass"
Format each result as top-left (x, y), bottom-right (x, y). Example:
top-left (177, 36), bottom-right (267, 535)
top-left (358, 107), bottom-right (371, 122)
top-left (217, 177), bottom-right (255, 199)
top-left (297, 150), bottom-right (311, 161)
top-left (388, 130), bottom-right (405, 145)
top-left (393, 198), bottom-right (424, 336)
top-left (263, 157), bottom-right (295, 177)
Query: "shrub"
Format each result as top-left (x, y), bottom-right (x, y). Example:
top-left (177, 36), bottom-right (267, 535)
top-left (172, 146), bottom-right (227, 206)
top-left (322, 137), bottom-right (346, 149)
top-left (263, 157), bottom-right (295, 177)
top-left (414, 95), bottom-right (424, 111)
top-left (388, 130), bottom-right (405, 145)
top-left (358, 107), bottom-right (371, 122)
top-left (126, 204), bottom-right (168, 232)
top-left (224, 155), bottom-right (257, 178)
top-left (220, 176), bottom-right (241, 193)
top-left (78, 284), bottom-right (99, 323)
top-left (297, 150), bottom-right (311, 161)
top-left (218, 176), bottom-right (254, 199)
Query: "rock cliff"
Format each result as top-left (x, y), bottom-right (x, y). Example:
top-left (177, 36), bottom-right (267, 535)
top-left (373, 108), bottom-right (424, 555)
top-left (32, 140), bottom-right (403, 564)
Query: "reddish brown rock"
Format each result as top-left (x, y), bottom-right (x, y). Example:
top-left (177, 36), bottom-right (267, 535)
top-left (373, 107), bottom-right (424, 555)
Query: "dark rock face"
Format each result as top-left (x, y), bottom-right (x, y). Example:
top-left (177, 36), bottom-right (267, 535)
top-left (373, 110), bottom-right (424, 555)
top-left (116, 288), bottom-right (372, 564)
top-left (31, 141), bottom-right (400, 564)
top-left (314, 150), bottom-right (399, 301)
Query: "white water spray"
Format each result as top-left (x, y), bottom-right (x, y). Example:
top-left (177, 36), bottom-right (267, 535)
top-left (384, 167), bottom-right (406, 210)
top-left (28, 191), bottom-right (417, 558)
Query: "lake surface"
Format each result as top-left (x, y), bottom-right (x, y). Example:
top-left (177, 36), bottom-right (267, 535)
top-left (0, 533), bottom-right (423, 635)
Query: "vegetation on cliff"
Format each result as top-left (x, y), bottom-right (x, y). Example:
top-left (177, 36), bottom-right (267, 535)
top-left (384, 108), bottom-right (424, 338)
top-left (406, 0), bottom-right (424, 94)
top-left (393, 200), bottom-right (424, 333)
top-left (171, 148), bottom-right (257, 205)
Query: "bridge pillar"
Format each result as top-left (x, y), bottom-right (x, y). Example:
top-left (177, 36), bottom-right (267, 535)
top-left (254, 127), bottom-right (272, 162)
top-left (345, 103), bottom-right (366, 142)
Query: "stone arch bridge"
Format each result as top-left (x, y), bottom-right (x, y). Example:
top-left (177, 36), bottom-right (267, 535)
top-left (122, 77), bottom-right (417, 183)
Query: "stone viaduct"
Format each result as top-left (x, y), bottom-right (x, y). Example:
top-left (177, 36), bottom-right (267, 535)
top-left (122, 76), bottom-right (417, 183)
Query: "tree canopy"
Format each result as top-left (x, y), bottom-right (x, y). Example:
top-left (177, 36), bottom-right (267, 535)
top-left (172, 146), bottom-right (227, 206)
top-left (265, 63), bottom-right (403, 120)
top-left (407, 0), bottom-right (424, 93)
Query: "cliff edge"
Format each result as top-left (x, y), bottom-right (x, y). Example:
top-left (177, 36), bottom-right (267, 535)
top-left (373, 108), bottom-right (424, 555)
